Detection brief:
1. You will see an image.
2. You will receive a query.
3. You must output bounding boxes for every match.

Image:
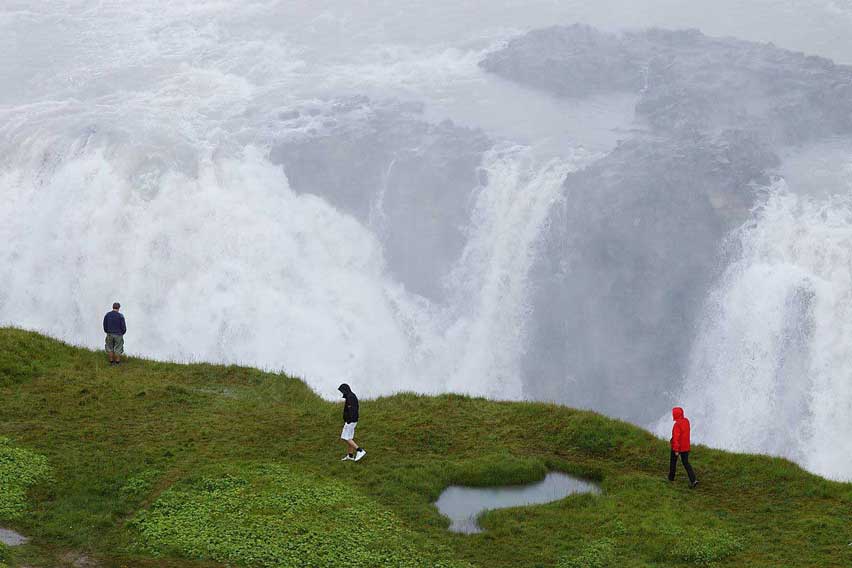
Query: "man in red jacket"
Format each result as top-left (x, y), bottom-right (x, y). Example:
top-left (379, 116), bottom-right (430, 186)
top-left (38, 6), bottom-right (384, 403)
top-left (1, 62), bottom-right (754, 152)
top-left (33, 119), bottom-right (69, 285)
top-left (669, 406), bottom-right (698, 488)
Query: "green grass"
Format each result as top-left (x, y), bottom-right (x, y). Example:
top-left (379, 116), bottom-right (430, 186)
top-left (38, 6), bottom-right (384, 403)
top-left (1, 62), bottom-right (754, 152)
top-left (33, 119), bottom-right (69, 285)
top-left (0, 437), bottom-right (50, 520)
top-left (129, 463), bottom-right (467, 568)
top-left (558, 538), bottom-right (616, 568)
top-left (0, 328), bottom-right (850, 567)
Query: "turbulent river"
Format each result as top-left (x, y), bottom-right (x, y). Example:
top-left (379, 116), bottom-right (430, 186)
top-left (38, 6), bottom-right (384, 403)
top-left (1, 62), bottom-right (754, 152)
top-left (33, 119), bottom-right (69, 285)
top-left (2, 1), bottom-right (851, 480)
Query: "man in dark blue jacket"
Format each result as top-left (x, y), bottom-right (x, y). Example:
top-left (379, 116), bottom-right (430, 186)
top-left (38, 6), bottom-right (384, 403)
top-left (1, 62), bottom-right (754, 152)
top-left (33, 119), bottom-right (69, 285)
top-left (103, 302), bottom-right (127, 366)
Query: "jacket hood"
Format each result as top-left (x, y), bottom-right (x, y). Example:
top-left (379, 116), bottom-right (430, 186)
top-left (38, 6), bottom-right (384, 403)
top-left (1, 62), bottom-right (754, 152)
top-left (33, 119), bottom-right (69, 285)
top-left (338, 383), bottom-right (352, 397)
top-left (672, 407), bottom-right (684, 420)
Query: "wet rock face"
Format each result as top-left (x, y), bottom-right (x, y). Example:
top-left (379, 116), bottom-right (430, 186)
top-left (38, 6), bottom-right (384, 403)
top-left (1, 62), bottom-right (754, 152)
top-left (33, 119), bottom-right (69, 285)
top-left (480, 25), bottom-right (644, 98)
top-left (482, 25), bottom-right (852, 144)
top-left (271, 98), bottom-right (491, 300)
top-left (483, 24), bottom-right (852, 421)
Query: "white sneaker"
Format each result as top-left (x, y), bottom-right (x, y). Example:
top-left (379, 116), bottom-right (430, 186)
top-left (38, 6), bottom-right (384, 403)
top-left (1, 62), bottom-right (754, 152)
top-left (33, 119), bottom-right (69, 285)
top-left (341, 454), bottom-right (353, 461)
top-left (354, 449), bottom-right (366, 462)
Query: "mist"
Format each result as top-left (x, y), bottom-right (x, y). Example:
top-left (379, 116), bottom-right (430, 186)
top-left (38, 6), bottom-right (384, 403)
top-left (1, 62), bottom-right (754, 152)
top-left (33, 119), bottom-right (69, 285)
top-left (2, 1), bottom-right (851, 480)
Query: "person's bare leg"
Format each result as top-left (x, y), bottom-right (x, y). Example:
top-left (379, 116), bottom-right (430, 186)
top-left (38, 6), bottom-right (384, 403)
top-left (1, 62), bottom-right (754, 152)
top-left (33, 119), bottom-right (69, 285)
top-left (347, 439), bottom-right (358, 453)
top-left (108, 352), bottom-right (115, 363)
top-left (115, 355), bottom-right (121, 364)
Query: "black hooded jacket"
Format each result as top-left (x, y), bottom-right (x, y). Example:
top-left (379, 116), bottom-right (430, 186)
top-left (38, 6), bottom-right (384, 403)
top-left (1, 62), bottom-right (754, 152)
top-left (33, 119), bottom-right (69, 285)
top-left (338, 384), bottom-right (359, 423)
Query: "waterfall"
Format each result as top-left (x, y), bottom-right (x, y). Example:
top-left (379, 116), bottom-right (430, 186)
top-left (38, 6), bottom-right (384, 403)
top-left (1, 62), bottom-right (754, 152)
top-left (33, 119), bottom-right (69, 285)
top-left (663, 183), bottom-right (852, 480)
top-left (442, 147), bottom-right (583, 398)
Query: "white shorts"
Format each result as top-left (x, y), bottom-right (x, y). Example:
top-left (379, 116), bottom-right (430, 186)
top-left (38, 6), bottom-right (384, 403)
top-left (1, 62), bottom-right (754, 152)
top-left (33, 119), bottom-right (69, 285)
top-left (341, 422), bottom-right (357, 441)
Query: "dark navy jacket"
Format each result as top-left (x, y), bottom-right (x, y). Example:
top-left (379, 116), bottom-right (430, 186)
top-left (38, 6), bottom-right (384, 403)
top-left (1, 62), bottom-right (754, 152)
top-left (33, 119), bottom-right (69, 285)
top-left (103, 311), bottom-right (127, 335)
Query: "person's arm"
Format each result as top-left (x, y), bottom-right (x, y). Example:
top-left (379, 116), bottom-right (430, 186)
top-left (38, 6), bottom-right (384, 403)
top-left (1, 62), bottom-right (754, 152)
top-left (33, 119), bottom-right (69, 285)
top-left (103, 314), bottom-right (108, 333)
top-left (672, 422), bottom-right (681, 454)
top-left (120, 314), bottom-right (126, 335)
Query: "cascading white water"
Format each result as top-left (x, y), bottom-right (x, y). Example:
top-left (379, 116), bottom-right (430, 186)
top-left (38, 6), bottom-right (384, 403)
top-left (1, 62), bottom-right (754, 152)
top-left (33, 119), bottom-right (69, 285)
top-left (0, 139), bottom-right (576, 400)
top-left (662, 182), bottom-right (852, 480)
top-left (443, 147), bottom-right (586, 398)
top-left (0, 146), bottom-right (411, 391)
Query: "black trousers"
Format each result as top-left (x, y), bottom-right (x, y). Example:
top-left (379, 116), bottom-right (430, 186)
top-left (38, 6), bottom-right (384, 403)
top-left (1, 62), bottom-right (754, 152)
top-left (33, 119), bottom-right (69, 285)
top-left (669, 450), bottom-right (697, 483)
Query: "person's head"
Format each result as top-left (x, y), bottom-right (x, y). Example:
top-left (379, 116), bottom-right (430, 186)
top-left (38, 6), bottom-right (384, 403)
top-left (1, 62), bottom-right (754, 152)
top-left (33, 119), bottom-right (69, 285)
top-left (112, 302), bottom-right (120, 311)
top-left (672, 407), bottom-right (684, 420)
top-left (338, 383), bottom-right (352, 397)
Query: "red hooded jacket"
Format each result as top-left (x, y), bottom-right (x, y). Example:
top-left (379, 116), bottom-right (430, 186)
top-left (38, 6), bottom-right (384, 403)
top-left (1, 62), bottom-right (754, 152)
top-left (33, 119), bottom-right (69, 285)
top-left (671, 407), bottom-right (691, 452)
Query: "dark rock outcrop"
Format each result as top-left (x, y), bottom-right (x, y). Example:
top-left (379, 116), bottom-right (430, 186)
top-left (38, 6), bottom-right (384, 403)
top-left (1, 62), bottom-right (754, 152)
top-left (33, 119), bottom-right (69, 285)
top-left (482, 25), bottom-right (852, 143)
top-left (524, 132), bottom-right (777, 416)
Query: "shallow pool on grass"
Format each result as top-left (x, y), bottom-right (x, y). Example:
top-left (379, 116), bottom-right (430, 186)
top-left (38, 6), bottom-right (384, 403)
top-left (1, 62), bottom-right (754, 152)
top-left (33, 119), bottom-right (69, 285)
top-left (0, 527), bottom-right (28, 546)
top-left (435, 472), bottom-right (601, 534)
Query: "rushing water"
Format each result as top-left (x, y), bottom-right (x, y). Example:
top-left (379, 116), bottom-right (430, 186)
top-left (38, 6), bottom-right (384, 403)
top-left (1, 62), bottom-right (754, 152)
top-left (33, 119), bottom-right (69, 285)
top-left (2, 1), bottom-right (852, 480)
top-left (434, 473), bottom-right (600, 534)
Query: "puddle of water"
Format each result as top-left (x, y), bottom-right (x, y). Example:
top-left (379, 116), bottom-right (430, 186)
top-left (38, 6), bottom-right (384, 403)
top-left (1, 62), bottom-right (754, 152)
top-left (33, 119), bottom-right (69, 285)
top-left (0, 527), bottom-right (28, 546)
top-left (435, 472), bottom-right (600, 534)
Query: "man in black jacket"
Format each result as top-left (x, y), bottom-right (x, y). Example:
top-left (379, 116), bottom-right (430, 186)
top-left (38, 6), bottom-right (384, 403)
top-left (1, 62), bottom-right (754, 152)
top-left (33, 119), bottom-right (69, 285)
top-left (103, 302), bottom-right (127, 366)
top-left (338, 383), bottom-right (366, 462)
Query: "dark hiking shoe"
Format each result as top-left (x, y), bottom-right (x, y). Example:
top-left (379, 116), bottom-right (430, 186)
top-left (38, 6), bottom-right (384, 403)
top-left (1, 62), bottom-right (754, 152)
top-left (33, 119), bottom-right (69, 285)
top-left (690, 480), bottom-right (699, 489)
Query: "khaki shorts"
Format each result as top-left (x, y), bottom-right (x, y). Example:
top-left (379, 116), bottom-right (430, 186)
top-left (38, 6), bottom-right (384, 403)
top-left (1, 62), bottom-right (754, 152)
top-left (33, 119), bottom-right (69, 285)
top-left (105, 334), bottom-right (124, 355)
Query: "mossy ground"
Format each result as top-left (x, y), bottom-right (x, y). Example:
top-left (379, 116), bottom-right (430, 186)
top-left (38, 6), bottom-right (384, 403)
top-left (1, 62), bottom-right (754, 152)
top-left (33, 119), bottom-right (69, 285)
top-left (0, 328), bottom-right (850, 567)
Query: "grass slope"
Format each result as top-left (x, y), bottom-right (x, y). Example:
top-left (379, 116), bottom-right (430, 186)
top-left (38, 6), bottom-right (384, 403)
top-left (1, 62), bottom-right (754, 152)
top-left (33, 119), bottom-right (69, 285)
top-left (0, 328), bottom-right (850, 567)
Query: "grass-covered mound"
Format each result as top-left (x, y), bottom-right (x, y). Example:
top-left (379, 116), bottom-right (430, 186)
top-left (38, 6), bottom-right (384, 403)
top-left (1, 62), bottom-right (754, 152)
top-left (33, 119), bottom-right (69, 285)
top-left (0, 328), bottom-right (850, 567)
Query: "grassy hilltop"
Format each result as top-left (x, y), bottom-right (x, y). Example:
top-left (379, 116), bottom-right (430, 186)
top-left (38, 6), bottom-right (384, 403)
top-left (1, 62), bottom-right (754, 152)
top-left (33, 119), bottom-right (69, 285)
top-left (0, 328), bottom-right (850, 567)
